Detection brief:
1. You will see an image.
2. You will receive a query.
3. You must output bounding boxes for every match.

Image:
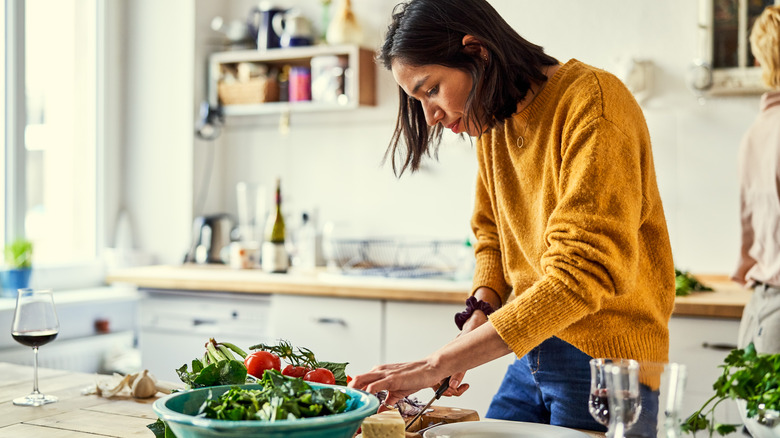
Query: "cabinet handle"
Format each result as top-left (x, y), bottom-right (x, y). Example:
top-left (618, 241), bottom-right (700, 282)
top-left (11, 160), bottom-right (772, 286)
top-left (314, 317), bottom-right (347, 327)
top-left (193, 318), bottom-right (217, 326)
top-left (702, 342), bottom-right (738, 351)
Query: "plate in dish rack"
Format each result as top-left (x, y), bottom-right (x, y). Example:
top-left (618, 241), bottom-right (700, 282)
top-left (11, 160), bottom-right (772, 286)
top-left (423, 420), bottom-right (593, 438)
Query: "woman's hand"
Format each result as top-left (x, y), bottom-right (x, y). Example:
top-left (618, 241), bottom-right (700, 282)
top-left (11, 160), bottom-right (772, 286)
top-left (348, 358), bottom-right (464, 407)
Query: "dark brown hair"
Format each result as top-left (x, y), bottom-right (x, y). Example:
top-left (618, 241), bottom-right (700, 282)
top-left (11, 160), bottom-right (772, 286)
top-left (379, 0), bottom-right (558, 176)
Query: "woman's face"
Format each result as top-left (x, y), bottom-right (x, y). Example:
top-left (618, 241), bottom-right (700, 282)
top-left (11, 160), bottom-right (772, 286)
top-left (391, 60), bottom-right (482, 136)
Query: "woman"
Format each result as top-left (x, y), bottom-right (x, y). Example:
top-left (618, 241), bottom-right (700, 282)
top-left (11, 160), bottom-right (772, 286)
top-left (349, 0), bottom-right (675, 434)
top-left (732, 4), bottom-right (780, 355)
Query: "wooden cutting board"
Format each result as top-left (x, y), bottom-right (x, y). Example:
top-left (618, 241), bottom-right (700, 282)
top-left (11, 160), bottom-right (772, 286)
top-left (404, 406), bottom-right (480, 438)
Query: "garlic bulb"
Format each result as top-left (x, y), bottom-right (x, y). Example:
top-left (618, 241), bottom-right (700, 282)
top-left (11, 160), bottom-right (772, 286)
top-left (131, 369), bottom-right (158, 399)
top-left (326, 0), bottom-right (363, 45)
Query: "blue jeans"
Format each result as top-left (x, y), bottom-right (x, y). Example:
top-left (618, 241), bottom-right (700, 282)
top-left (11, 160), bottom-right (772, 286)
top-left (486, 337), bottom-right (658, 437)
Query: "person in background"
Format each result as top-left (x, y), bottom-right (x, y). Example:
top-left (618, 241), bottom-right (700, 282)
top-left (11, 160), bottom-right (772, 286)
top-left (732, 4), bottom-right (780, 355)
top-left (348, 0), bottom-right (675, 436)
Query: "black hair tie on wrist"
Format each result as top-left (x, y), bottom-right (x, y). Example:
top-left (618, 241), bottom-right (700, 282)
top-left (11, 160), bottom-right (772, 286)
top-left (454, 296), bottom-right (496, 330)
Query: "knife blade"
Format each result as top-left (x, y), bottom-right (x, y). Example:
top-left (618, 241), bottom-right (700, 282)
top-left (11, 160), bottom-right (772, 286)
top-left (404, 376), bottom-right (451, 431)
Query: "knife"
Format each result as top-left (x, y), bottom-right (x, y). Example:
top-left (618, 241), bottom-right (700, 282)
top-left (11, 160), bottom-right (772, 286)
top-left (404, 376), bottom-right (451, 431)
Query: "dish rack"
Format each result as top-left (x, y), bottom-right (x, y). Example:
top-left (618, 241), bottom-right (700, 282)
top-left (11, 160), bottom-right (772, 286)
top-left (326, 238), bottom-right (463, 279)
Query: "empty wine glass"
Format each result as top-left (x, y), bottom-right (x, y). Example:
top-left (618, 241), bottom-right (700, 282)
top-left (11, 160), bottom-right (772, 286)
top-left (636, 362), bottom-right (687, 438)
top-left (11, 288), bottom-right (60, 406)
top-left (605, 360), bottom-right (642, 438)
top-left (589, 358), bottom-right (641, 428)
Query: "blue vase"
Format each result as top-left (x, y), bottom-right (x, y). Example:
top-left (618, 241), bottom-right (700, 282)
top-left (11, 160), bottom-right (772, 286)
top-left (1, 268), bottom-right (32, 298)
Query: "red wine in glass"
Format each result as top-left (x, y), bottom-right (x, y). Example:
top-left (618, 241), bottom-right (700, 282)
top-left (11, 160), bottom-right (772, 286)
top-left (11, 288), bottom-right (60, 406)
top-left (589, 388), bottom-right (641, 426)
top-left (589, 388), bottom-right (610, 426)
top-left (12, 329), bottom-right (59, 348)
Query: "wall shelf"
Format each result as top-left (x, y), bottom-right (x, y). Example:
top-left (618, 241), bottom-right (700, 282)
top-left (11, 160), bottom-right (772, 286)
top-left (208, 44), bottom-right (376, 116)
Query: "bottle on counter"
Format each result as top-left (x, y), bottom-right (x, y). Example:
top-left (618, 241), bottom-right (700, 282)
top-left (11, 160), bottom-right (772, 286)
top-left (293, 212), bottom-right (317, 271)
top-left (261, 178), bottom-right (289, 273)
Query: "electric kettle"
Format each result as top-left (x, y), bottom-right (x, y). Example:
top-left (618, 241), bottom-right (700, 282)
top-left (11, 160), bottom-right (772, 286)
top-left (184, 214), bottom-right (235, 264)
top-left (272, 9), bottom-right (313, 48)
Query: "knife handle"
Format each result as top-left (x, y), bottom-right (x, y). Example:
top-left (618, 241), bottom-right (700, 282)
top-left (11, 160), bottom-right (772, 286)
top-left (434, 376), bottom-right (451, 399)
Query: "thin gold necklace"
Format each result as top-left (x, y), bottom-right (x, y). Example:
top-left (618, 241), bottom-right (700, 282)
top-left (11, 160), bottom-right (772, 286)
top-left (516, 73), bottom-right (551, 148)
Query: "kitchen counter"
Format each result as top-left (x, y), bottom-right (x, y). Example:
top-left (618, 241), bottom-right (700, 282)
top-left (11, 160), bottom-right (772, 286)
top-left (106, 265), bottom-right (751, 319)
top-left (0, 363), bottom-right (605, 437)
top-left (106, 265), bottom-right (752, 319)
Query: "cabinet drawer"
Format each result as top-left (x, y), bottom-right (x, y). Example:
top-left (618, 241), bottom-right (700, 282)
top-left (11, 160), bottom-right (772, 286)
top-left (269, 295), bottom-right (382, 376)
top-left (669, 316), bottom-right (741, 425)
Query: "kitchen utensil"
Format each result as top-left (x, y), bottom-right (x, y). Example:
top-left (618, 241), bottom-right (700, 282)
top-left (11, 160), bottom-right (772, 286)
top-left (406, 376), bottom-right (451, 431)
top-left (11, 288), bottom-right (60, 406)
top-left (185, 214), bottom-right (235, 264)
top-left (248, 2), bottom-right (285, 50)
top-left (152, 382), bottom-right (379, 438)
top-left (422, 420), bottom-right (591, 437)
top-left (272, 9), bottom-right (313, 48)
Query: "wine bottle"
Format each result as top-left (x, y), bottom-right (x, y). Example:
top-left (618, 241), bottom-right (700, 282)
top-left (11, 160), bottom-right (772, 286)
top-left (261, 178), bottom-right (289, 273)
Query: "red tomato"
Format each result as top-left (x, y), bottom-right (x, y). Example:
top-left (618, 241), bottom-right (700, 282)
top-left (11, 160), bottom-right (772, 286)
top-left (282, 364), bottom-right (311, 378)
top-left (303, 367), bottom-right (336, 385)
top-left (244, 351), bottom-right (281, 378)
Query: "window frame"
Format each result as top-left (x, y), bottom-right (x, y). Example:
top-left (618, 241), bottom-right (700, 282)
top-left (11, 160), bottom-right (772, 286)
top-left (3, 0), bottom-right (107, 290)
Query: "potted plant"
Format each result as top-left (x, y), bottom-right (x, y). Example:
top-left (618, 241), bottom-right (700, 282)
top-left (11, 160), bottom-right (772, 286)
top-left (683, 343), bottom-right (780, 437)
top-left (1, 238), bottom-right (33, 298)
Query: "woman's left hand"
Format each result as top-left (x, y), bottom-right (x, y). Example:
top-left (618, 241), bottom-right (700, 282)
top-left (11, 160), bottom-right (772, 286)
top-left (348, 359), bottom-right (468, 407)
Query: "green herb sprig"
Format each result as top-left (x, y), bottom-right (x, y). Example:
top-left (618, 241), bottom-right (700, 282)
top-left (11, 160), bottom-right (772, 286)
top-left (682, 343), bottom-right (780, 436)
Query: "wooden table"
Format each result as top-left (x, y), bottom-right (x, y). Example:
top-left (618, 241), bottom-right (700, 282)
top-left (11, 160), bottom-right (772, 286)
top-left (0, 363), bottom-right (158, 437)
top-left (0, 362), bottom-right (606, 437)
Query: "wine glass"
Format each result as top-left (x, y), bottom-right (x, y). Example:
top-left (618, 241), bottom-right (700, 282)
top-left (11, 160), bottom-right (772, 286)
top-left (657, 363), bottom-right (687, 438)
top-left (604, 360), bottom-right (642, 438)
top-left (589, 358), bottom-right (641, 428)
top-left (11, 288), bottom-right (60, 406)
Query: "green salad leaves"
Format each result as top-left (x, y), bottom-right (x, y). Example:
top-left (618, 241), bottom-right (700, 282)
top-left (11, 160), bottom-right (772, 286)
top-left (199, 370), bottom-right (351, 421)
top-left (675, 269), bottom-right (713, 297)
top-left (682, 343), bottom-right (780, 436)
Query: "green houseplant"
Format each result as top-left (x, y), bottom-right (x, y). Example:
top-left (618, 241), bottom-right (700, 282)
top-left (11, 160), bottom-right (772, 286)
top-left (1, 238), bottom-right (33, 298)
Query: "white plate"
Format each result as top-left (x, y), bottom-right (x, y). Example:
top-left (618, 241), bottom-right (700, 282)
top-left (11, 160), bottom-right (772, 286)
top-left (423, 420), bottom-right (593, 438)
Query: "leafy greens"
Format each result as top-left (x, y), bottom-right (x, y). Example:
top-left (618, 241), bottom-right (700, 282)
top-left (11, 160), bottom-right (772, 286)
top-left (198, 369), bottom-right (351, 421)
top-left (682, 343), bottom-right (780, 436)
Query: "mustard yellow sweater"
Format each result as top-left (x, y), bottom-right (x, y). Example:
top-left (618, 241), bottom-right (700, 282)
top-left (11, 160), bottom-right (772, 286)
top-left (473, 59), bottom-right (675, 362)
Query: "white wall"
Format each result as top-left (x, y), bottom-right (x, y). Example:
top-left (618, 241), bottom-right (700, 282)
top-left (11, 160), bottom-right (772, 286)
top-left (121, 0), bottom-right (195, 264)
top-left (122, 0), bottom-right (760, 275)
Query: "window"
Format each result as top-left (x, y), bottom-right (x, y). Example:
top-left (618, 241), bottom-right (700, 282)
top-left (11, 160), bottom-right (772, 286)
top-left (691, 0), bottom-right (780, 95)
top-left (2, 0), bottom-right (104, 287)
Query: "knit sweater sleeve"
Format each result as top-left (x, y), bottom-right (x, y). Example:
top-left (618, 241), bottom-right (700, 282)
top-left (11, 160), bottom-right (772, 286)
top-left (471, 160), bottom-right (512, 304)
top-left (490, 112), bottom-right (652, 356)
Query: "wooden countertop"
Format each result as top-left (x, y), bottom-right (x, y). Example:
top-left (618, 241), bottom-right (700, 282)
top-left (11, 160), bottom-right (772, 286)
top-left (0, 363), bottom-right (604, 437)
top-left (106, 265), bottom-right (753, 319)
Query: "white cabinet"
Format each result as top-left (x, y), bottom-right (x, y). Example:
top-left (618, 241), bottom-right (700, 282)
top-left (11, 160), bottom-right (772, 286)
top-left (669, 316), bottom-right (742, 429)
top-left (385, 301), bottom-right (515, 419)
top-left (268, 294), bottom-right (383, 376)
top-left (138, 290), bottom-right (273, 382)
